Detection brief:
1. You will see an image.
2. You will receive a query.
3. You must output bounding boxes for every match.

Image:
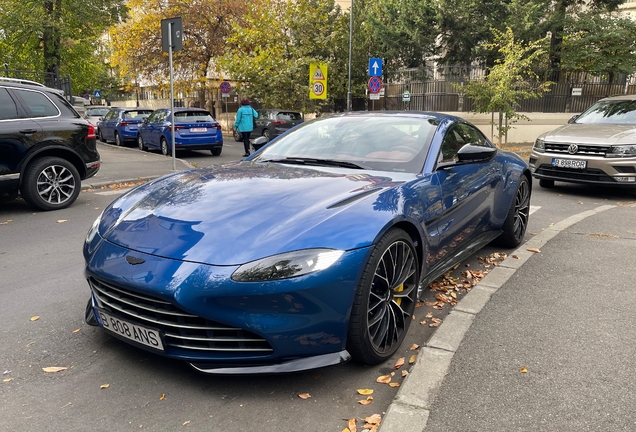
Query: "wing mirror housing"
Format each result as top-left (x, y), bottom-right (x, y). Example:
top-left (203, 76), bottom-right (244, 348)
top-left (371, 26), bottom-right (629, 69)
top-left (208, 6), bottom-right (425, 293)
top-left (252, 136), bottom-right (268, 151)
top-left (456, 144), bottom-right (497, 163)
top-left (567, 114), bottom-right (579, 124)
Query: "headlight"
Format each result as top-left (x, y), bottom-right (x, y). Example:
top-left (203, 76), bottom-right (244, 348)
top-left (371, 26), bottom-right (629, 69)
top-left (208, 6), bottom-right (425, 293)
top-left (231, 249), bottom-right (344, 282)
top-left (85, 213), bottom-right (102, 244)
top-left (533, 138), bottom-right (545, 152)
top-left (606, 144), bottom-right (636, 158)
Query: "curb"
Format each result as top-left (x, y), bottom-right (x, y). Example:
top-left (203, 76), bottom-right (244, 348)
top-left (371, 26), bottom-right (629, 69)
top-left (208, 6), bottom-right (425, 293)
top-left (379, 204), bottom-right (616, 432)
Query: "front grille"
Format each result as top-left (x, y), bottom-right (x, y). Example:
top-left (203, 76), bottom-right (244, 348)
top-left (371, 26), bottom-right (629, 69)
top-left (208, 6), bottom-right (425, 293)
top-left (535, 165), bottom-right (615, 182)
top-left (89, 278), bottom-right (273, 353)
top-left (545, 143), bottom-right (610, 156)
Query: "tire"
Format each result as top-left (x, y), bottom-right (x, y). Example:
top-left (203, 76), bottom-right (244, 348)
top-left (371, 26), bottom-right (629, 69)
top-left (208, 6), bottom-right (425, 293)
top-left (233, 128), bottom-right (242, 142)
top-left (495, 175), bottom-right (531, 248)
top-left (115, 132), bottom-right (122, 147)
top-left (138, 135), bottom-right (147, 151)
top-left (539, 179), bottom-right (555, 188)
top-left (160, 138), bottom-right (170, 156)
top-left (99, 128), bottom-right (107, 143)
top-left (20, 156), bottom-right (81, 211)
top-left (347, 228), bottom-right (419, 365)
top-left (210, 147), bottom-right (222, 156)
top-left (263, 129), bottom-right (271, 141)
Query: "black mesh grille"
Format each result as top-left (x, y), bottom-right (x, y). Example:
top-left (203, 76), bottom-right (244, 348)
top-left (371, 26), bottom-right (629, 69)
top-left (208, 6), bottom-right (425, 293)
top-left (89, 278), bottom-right (273, 353)
top-left (535, 165), bottom-right (615, 182)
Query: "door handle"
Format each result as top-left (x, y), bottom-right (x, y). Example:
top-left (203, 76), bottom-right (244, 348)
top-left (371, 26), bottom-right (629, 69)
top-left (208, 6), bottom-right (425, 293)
top-left (19, 129), bottom-right (38, 134)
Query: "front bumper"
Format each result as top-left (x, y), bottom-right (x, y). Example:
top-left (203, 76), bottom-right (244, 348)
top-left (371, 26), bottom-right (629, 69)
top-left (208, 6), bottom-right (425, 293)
top-left (84, 238), bottom-right (368, 372)
top-left (529, 149), bottom-right (636, 187)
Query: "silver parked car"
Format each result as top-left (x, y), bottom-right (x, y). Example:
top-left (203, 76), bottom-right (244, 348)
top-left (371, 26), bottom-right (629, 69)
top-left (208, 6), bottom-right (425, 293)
top-left (530, 95), bottom-right (636, 190)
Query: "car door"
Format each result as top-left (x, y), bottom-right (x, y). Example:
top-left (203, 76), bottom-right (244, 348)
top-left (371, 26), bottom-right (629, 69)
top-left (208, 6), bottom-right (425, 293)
top-left (434, 122), bottom-right (502, 258)
top-left (0, 87), bottom-right (44, 176)
top-left (101, 109), bottom-right (118, 141)
top-left (140, 111), bottom-right (158, 147)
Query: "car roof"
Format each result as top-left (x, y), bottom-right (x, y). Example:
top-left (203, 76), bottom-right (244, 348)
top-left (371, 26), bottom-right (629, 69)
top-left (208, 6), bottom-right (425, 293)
top-left (0, 78), bottom-right (66, 95)
top-left (598, 94), bottom-right (636, 102)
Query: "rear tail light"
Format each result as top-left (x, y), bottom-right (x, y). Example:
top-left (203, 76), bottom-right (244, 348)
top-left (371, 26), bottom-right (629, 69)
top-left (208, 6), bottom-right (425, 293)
top-left (272, 121), bottom-right (285, 126)
top-left (169, 125), bottom-right (185, 132)
top-left (214, 124), bottom-right (222, 130)
top-left (119, 121), bottom-right (133, 126)
top-left (87, 124), bottom-right (96, 139)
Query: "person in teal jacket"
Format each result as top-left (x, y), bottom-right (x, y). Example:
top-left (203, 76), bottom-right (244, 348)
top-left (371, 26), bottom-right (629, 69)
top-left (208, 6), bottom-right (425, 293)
top-left (234, 97), bottom-right (258, 157)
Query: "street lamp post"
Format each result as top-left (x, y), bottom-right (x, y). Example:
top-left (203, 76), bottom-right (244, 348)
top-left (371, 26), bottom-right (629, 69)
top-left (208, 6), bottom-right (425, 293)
top-left (347, 0), bottom-right (353, 111)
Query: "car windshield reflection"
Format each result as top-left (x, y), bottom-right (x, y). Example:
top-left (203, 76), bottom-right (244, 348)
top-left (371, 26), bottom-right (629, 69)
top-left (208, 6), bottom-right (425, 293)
top-left (255, 115), bottom-right (439, 173)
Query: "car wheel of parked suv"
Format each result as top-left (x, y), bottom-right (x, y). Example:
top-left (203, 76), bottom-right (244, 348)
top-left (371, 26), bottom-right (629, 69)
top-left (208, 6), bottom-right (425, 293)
top-left (20, 157), bottom-right (81, 211)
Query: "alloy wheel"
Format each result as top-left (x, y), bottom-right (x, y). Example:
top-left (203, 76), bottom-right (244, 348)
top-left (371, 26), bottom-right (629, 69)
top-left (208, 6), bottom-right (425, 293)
top-left (512, 178), bottom-right (530, 242)
top-left (36, 164), bottom-right (77, 205)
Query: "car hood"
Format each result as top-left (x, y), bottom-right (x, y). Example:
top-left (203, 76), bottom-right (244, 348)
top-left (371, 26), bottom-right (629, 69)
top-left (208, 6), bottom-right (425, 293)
top-left (100, 162), bottom-right (410, 265)
top-left (539, 124), bottom-right (636, 145)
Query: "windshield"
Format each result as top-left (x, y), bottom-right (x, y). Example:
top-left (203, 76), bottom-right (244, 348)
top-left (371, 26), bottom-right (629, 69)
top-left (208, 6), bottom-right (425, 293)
top-left (575, 100), bottom-right (636, 124)
top-left (86, 108), bottom-right (110, 117)
top-left (254, 114), bottom-right (439, 173)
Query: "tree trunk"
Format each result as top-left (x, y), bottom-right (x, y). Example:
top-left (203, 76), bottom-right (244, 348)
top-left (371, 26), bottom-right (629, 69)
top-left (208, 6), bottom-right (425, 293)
top-left (42, 0), bottom-right (62, 79)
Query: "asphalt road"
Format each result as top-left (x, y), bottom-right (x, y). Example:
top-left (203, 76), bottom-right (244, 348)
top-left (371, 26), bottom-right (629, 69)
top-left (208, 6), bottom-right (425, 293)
top-left (1, 149), bottom-right (635, 431)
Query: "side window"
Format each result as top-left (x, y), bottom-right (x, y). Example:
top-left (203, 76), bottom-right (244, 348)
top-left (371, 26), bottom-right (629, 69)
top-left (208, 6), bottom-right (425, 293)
top-left (104, 110), bottom-right (116, 120)
top-left (0, 88), bottom-right (18, 120)
top-left (456, 123), bottom-right (491, 147)
top-left (438, 125), bottom-right (466, 164)
top-left (15, 89), bottom-right (59, 118)
top-left (146, 111), bottom-right (158, 123)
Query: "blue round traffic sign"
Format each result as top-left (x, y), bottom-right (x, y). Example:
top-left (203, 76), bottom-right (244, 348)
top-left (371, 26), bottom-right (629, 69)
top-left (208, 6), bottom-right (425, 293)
top-left (368, 76), bottom-right (382, 94)
top-left (220, 81), bottom-right (232, 94)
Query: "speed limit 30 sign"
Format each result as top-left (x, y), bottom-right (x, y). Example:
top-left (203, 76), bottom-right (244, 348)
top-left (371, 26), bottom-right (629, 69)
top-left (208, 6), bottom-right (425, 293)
top-left (312, 81), bottom-right (325, 97)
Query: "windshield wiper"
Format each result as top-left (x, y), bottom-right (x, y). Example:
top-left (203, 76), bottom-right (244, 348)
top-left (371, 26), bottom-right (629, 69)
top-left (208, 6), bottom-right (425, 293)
top-left (261, 157), bottom-right (368, 169)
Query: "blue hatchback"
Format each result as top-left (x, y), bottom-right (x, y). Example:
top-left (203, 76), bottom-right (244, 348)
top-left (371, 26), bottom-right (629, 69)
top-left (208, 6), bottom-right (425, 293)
top-left (98, 107), bottom-right (153, 146)
top-left (137, 108), bottom-right (223, 156)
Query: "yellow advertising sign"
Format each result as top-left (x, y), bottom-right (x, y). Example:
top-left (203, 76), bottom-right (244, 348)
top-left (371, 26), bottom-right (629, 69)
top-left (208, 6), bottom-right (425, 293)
top-left (309, 62), bottom-right (328, 100)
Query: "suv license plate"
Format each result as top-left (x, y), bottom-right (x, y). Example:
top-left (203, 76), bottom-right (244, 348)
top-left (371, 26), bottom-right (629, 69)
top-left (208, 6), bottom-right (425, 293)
top-left (190, 127), bottom-right (207, 132)
top-left (98, 310), bottom-right (164, 351)
top-left (552, 158), bottom-right (586, 169)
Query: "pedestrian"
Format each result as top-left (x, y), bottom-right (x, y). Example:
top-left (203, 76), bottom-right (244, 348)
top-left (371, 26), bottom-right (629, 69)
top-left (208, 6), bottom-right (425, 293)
top-left (234, 97), bottom-right (258, 157)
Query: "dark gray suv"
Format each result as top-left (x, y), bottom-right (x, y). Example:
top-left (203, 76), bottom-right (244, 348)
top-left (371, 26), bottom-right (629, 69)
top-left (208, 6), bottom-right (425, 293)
top-left (0, 79), bottom-right (101, 210)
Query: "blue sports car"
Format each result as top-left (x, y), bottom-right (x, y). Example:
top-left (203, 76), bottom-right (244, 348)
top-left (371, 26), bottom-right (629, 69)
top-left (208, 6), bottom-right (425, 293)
top-left (83, 111), bottom-right (531, 374)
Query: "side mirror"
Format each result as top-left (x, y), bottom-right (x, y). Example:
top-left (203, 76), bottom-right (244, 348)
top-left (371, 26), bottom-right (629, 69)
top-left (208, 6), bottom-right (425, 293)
top-left (567, 115), bottom-right (579, 124)
top-left (456, 144), bottom-right (497, 163)
top-left (252, 136), bottom-right (268, 151)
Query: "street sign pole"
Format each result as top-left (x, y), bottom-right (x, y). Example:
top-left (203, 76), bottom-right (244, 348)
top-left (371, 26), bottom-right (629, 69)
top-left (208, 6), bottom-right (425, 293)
top-left (168, 26), bottom-right (176, 171)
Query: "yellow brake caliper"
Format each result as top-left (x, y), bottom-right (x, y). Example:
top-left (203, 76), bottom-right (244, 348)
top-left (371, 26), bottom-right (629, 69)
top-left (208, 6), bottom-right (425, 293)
top-left (393, 284), bottom-right (404, 306)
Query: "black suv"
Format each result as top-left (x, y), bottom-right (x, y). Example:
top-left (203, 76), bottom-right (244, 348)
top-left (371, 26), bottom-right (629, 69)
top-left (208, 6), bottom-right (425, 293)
top-left (0, 79), bottom-right (100, 211)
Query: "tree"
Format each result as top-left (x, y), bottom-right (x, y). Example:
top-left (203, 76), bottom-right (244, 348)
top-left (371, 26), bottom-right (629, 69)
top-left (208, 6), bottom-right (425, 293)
top-left (461, 27), bottom-right (552, 144)
top-left (219, 0), bottom-right (341, 112)
top-left (110, 0), bottom-right (247, 105)
top-left (0, 0), bottom-right (125, 91)
top-left (560, 11), bottom-right (636, 82)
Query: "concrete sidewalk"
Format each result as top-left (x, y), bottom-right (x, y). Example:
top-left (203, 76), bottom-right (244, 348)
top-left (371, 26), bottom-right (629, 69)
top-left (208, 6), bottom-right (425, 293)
top-left (380, 204), bottom-right (636, 431)
top-left (82, 143), bottom-right (194, 190)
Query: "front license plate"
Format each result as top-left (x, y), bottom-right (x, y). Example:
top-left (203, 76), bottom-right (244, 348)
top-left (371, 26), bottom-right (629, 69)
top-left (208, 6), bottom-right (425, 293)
top-left (98, 310), bottom-right (164, 351)
top-left (190, 127), bottom-right (207, 132)
top-left (552, 158), bottom-right (587, 169)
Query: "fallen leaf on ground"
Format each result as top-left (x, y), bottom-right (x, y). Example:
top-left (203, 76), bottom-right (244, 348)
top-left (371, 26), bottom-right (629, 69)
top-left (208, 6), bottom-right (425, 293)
top-left (364, 414), bottom-right (382, 426)
top-left (298, 393), bottom-right (311, 399)
top-left (393, 358), bottom-right (405, 369)
top-left (409, 354), bottom-right (418, 364)
top-left (56, 220), bottom-right (67, 223)
top-left (409, 343), bottom-right (419, 350)
top-left (425, 312), bottom-right (433, 318)
top-left (358, 396), bottom-right (373, 405)
top-left (100, 383), bottom-right (109, 389)
top-left (401, 370), bottom-right (409, 377)
top-left (73, 328), bottom-right (81, 333)
top-left (159, 394), bottom-right (165, 400)
top-left (512, 255), bottom-right (519, 259)
top-left (30, 316), bottom-right (39, 321)
top-left (3, 378), bottom-right (13, 383)
top-left (388, 382), bottom-right (400, 387)
top-left (183, 420), bottom-right (190, 425)
top-left (520, 366), bottom-right (528, 373)
top-left (419, 320), bottom-right (427, 325)
top-left (42, 367), bottom-right (67, 373)
top-left (348, 417), bottom-right (357, 432)
top-left (429, 317), bottom-right (442, 327)
top-left (357, 389), bottom-right (373, 395)
top-left (527, 248), bottom-right (541, 253)
top-left (376, 374), bottom-right (392, 384)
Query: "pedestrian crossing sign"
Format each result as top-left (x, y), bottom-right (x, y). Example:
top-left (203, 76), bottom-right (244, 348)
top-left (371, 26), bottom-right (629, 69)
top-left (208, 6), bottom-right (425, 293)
top-left (309, 62), bottom-right (328, 100)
